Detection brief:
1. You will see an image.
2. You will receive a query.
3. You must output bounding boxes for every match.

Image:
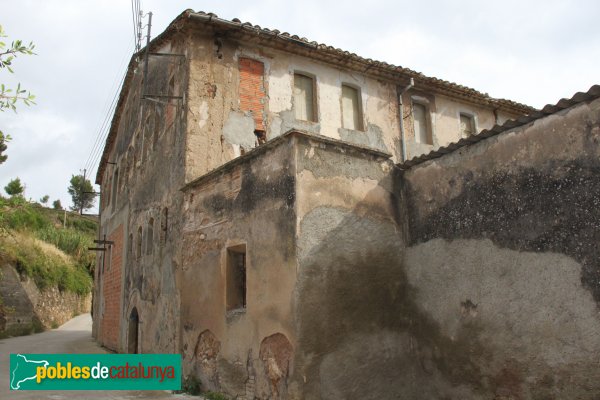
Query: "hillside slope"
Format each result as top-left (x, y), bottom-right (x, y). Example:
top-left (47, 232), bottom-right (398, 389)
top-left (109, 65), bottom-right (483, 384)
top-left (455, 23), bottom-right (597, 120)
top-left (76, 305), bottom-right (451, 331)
top-left (0, 196), bottom-right (97, 337)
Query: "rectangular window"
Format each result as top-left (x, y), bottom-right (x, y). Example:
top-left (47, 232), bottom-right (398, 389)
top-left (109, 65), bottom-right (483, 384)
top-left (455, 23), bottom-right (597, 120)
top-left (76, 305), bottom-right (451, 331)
top-left (294, 73), bottom-right (316, 122)
top-left (146, 218), bottom-right (154, 256)
top-left (111, 168), bottom-right (119, 209)
top-left (413, 102), bottom-right (432, 144)
top-left (226, 245), bottom-right (247, 312)
top-left (239, 58), bottom-right (266, 132)
top-left (341, 84), bottom-right (363, 130)
top-left (460, 113), bottom-right (476, 137)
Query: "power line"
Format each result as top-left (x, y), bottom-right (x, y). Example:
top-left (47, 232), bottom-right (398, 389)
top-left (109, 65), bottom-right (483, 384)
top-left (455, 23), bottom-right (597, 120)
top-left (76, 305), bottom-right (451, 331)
top-left (84, 71), bottom-right (124, 175)
top-left (130, 0), bottom-right (138, 49)
top-left (83, 41), bottom-right (132, 172)
top-left (83, 39), bottom-right (134, 176)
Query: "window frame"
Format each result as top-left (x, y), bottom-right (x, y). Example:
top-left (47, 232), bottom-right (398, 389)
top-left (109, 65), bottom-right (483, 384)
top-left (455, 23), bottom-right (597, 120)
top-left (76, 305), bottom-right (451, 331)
top-left (459, 112), bottom-right (477, 138)
top-left (225, 243), bottom-right (247, 314)
top-left (293, 72), bottom-right (318, 123)
top-left (136, 226), bottom-right (142, 260)
top-left (111, 167), bottom-right (119, 210)
top-left (411, 98), bottom-right (433, 145)
top-left (146, 218), bottom-right (154, 256)
top-left (340, 83), bottom-right (364, 131)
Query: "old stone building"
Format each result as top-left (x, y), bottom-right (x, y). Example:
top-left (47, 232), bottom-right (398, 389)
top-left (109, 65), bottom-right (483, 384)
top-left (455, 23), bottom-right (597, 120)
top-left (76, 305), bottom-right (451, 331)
top-left (93, 9), bottom-right (600, 399)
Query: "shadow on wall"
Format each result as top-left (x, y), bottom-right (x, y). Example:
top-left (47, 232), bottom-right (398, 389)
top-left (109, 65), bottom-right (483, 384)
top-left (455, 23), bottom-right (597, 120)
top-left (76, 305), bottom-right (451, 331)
top-left (293, 160), bottom-right (600, 399)
top-left (293, 180), bottom-right (487, 399)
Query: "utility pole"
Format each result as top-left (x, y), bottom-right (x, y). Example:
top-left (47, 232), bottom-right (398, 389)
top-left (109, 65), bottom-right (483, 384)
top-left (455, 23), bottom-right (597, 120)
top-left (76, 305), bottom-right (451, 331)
top-left (136, 9), bottom-right (143, 52)
top-left (142, 11), bottom-right (153, 99)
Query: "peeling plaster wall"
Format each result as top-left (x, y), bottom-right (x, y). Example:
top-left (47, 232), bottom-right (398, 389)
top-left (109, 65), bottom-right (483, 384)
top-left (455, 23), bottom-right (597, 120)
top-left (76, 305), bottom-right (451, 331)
top-left (184, 31), bottom-right (518, 183)
top-left (400, 97), bottom-right (600, 399)
top-left (293, 135), bottom-right (405, 399)
top-left (94, 38), bottom-right (187, 355)
top-left (180, 139), bottom-right (297, 399)
top-left (401, 92), bottom-right (522, 162)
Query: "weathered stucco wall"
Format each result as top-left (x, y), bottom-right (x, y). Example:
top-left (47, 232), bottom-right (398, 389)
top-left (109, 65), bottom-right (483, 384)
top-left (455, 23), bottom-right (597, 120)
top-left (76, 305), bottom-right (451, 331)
top-left (292, 135), bottom-right (405, 399)
top-left (402, 92), bottom-right (518, 161)
top-left (400, 96), bottom-right (600, 399)
top-left (181, 136), bottom-right (297, 399)
top-left (94, 37), bottom-right (187, 355)
top-left (183, 30), bottom-right (520, 186)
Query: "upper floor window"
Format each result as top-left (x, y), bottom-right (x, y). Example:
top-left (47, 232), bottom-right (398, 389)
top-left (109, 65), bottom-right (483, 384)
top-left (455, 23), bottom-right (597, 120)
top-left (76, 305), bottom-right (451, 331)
top-left (294, 73), bottom-right (316, 122)
top-left (136, 226), bottom-right (142, 259)
top-left (460, 113), bottom-right (476, 138)
top-left (111, 168), bottom-right (119, 209)
top-left (341, 84), bottom-right (363, 131)
top-left (146, 218), bottom-right (154, 256)
top-left (412, 102), bottom-right (432, 145)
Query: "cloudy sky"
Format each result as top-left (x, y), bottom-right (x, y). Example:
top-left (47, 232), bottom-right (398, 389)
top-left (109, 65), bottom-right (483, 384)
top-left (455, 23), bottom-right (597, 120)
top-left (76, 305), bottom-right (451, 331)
top-left (1, 0), bottom-right (598, 212)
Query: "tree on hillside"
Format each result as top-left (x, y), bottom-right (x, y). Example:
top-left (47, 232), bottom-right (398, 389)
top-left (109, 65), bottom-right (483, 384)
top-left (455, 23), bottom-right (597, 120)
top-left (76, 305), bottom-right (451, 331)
top-left (0, 132), bottom-right (7, 164)
top-left (0, 24), bottom-right (35, 165)
top-left (52, 199), bottom-right (62, 210)
top-left (4, 177), bottom-right (24, 196)
top-left (39, 194), bottom-right (49, 204)
top-left (68, 174), bottom-right (95, 212)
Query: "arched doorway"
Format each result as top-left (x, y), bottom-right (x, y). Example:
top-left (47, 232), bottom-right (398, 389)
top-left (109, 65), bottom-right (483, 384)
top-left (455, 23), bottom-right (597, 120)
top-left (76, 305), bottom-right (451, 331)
top-left (128, 307), bottom-right (139, 354)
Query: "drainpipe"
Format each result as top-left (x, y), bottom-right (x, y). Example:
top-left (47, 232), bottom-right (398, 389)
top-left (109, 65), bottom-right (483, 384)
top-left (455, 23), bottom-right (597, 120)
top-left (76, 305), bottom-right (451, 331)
top-left (399, 78), bottom-right (414, 162)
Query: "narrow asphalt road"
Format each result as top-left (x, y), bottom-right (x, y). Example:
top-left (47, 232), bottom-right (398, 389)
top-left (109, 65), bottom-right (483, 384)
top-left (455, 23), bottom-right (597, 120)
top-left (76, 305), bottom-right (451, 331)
top-left (0, 314), bottom-right (198, 400)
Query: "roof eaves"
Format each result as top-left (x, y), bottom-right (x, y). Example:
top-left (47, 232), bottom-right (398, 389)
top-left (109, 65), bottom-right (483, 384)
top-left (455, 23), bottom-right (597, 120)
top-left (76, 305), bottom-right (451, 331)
top-left (396, 85), bottom-right (600, 171)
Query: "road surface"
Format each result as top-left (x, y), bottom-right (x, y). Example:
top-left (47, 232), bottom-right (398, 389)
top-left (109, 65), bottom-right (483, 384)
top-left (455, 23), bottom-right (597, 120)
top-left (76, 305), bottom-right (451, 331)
top-left (0, 314), bottom-right (198, 399)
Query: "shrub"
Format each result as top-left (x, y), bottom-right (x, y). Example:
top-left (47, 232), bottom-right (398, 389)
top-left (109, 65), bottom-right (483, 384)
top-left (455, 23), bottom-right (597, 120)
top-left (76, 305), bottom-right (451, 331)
top-left (204, 392), bottom-right (229, 400)
top-left (7, 238), bottom-right (92, 295)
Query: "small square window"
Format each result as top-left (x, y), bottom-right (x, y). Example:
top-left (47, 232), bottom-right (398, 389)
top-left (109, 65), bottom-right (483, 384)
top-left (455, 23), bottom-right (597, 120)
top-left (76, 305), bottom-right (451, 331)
top-left (460, 113), bottom-right (476, 138)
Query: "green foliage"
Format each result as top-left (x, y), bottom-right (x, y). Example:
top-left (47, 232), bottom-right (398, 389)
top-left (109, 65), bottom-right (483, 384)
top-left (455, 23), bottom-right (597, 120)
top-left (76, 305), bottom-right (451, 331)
top-left (52, 199), bottom-right (62, 210)
top-left (204, 392), bottom-right (229, 400)
top-left (180, 376), bottom-right (202, 396)
top-left (36, 226), bottom-right (95, 268)
top-left (4, 177), bottom-right (24, 196)
top-left (68, 174), bottom-right (95, 212)
top-left (7, 238), bottom-right (92, 295)
top-left (65, 215), bottom-right (97, 235)
top-left (0, 195), bottom-right (97, 295)
top-left (39, 194), bottom-right (49, 204)
top-left (0, 131), bottom-right (7, 164)
top-left (0, 24), bottom-right (35, 113)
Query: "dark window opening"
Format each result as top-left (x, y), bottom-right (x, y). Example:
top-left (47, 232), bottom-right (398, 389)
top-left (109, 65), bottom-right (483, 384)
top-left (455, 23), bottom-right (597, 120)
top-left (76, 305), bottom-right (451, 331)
top-left (111, 168), bottom-right (119, 209)
top-left (128, 308), bottom-right (139, 354)
top-left (128, 233), bottom-right (133, 258)
top-left (226, 245), bottom-right (247, 312)
top-left (254, 130), bottom-right (266, 146)
top-left (161, 208), bottom-right (168, 244)
top-left (146, 218), bottom-right (154, 255)
top-left (136, 226), bottom-right (142, 259)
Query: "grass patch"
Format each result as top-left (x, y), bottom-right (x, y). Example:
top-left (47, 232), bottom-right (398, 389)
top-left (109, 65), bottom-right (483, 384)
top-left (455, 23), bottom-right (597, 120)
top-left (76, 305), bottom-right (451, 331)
top-left (204, 392), bottom-right (229, 400)
top-left (0, 196), bottom-right (96, 295)
top-left (4, 235), bottom-right (92, 295)
top-left (180, 376), bottom-right (202, 396)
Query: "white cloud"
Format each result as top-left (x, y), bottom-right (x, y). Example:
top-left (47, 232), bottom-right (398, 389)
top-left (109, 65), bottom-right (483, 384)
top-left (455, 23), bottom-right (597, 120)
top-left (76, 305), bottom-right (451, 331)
top-left (0, 0), bottom-right (598, 213)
